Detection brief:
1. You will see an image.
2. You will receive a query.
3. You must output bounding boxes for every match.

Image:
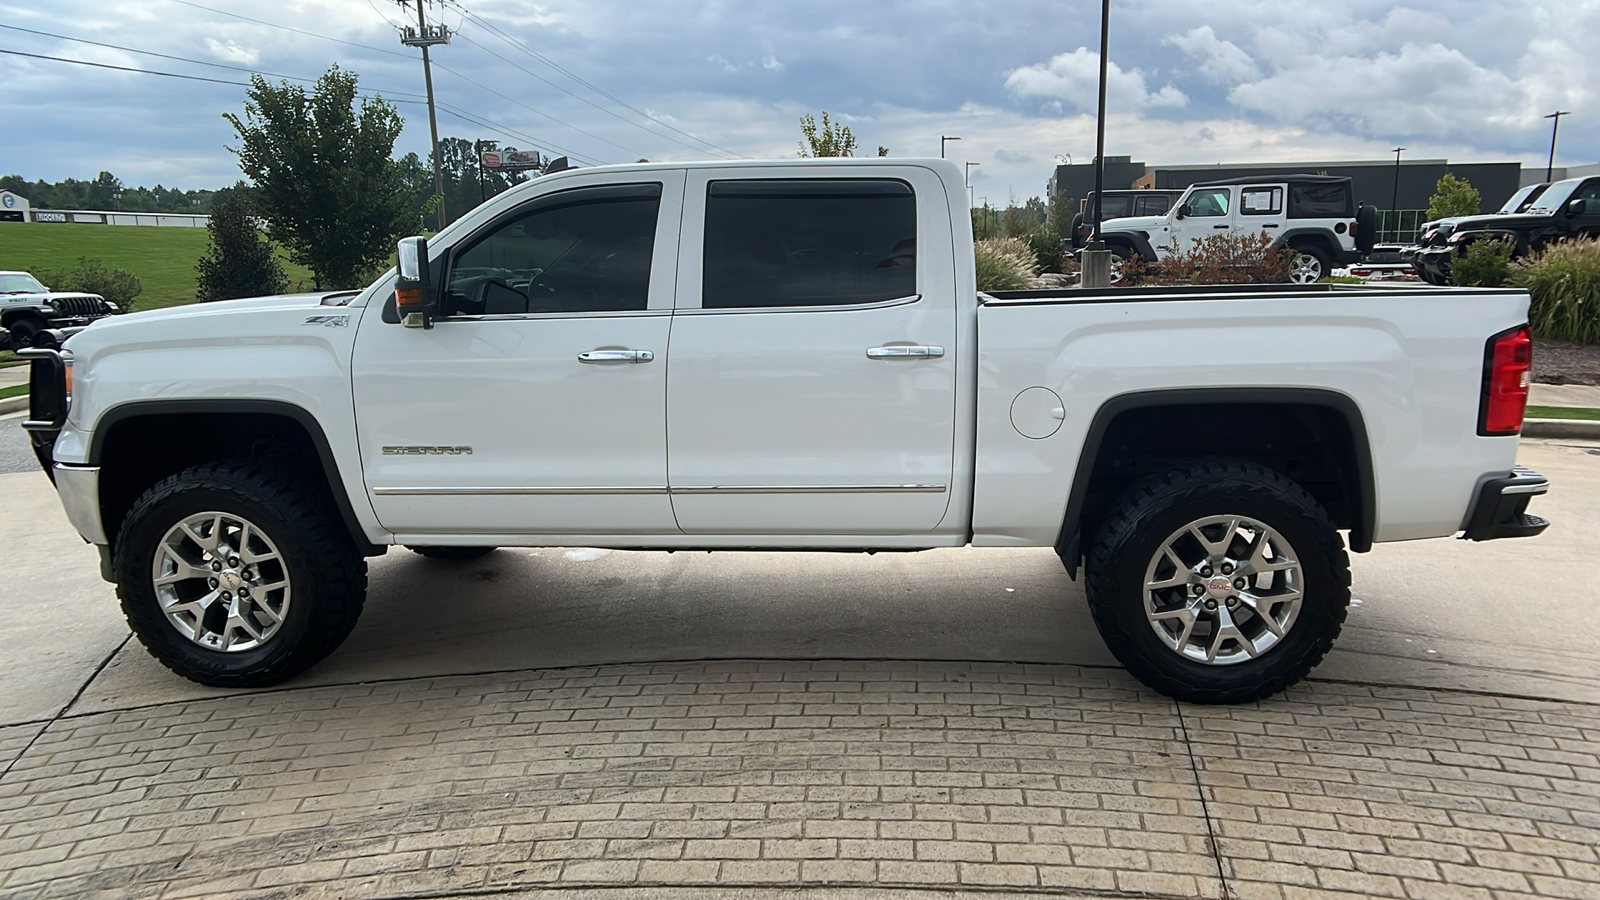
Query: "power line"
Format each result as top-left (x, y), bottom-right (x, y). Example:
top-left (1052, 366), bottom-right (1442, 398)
top-left (0, 47), bottom-right (254, 86)
top-left (0, 44), bottom-right (603, 166)
top-left (452, 31), bottom-right (727, 160)
top-left (429, 58), bottom-right (648, 160)
top-left (0, 22), bottom-right (423, 98)
top-left (163, 0), bottom-right (621, 163)
top-left (444, 0), bottom-right (741, 158)
top-left (168, 0), bottom-right (414, 58)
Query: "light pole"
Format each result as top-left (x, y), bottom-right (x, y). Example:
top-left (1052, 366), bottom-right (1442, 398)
top-left (941, 135), bottom-right (961, 159)
top-left (966, 162), bottom-right (980, 208)
top-left (1545, 111), bottom-right (1571, 182)
top-left (1390, 147), bottom-right (1405, 243)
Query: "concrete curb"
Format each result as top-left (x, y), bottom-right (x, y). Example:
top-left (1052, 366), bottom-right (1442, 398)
top-left (0, 395), bottom-right (27, 416)
top-left (1525, 417), bottom-right (1600, 439)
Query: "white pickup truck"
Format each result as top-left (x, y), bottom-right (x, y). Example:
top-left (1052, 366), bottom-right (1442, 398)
top-left (22, 158), bottom-right (1549, 704)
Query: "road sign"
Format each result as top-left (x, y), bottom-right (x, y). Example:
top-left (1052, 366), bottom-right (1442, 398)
top-left (480, 151), bottom-right (502, 169)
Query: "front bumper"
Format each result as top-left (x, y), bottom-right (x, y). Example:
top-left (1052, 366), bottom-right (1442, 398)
top-left (1412, 246), bottom-right (1453, 282)
top-left (1462, 466), bottom-right (1550, 541)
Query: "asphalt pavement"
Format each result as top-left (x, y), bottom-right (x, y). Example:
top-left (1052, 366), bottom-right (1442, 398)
top-left (0, 411), bottom-right (38, 475)
top-left (3, 421), bottom-right (1597, 899)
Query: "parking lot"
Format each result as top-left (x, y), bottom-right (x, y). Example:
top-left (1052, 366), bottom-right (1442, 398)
top-left (2, 412), bottom-right (1598, 899)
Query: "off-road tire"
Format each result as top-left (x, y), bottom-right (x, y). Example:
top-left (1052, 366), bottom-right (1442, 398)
top-left (1355, 204), bottom-right (1378, 254)
top-left (1288, 245), bottom-right (1331, 284)
top-left (406, 545), bottom-right (497, 560)
top-left (1081, 460), bottom-right (1350, 704)
top-left (114, 460), bottom-right (367, 687)
top-left (6, 315), bottom-right (44, 352)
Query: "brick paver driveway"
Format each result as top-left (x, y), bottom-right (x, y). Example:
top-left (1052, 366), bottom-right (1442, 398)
top-left (3, 661), bottom-right (1597, 900)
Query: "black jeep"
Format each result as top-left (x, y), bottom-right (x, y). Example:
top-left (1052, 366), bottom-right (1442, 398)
top-left (1411, 177), bottom-right (1600, 284)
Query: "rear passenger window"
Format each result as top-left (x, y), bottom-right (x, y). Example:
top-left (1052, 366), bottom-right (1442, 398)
top-left (1288, 183), bottom-right (1353, 218)
top-left (702, 179), bottom-right (916, 309)
top-left (1135, 195), bottom-right (1171, 216)
top-left (1240, 187), bottom-right (1283, 216)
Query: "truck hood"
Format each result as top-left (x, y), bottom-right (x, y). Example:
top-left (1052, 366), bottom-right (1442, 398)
top-left (1452, 211), bottom-right (1557, 231)
top-left (1099, 215), bottom-right (1166, 232)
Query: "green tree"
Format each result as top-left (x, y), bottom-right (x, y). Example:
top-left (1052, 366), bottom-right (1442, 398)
top-left (1427, 173), bottom-right (1482, 220)
top-left (797, 112), bottom-right (858, 157)
top-left (224, 64), bottom-right (428, 288)
top-left (196, 195), bottom-right (290, 302)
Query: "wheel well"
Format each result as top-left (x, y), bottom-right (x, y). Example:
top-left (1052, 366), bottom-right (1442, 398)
top-left (1058, 395), bottom-right (1373, 575)
top-left (94, 408), bottom-right (379, 556)
top-left (1285, 234), bottom-right (1336, 259)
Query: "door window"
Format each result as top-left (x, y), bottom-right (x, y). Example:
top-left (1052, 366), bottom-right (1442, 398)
top-left (1184, 188), bottom-right (1231, 217)
top-left (446, 184), bottom-right (662, 315)
top-left (1135, 194), bottom-right (1172, 216)
top-left (1240, 186), bottom-right (1284, 216)
top-left (702, 179), bottom-right (916, 309)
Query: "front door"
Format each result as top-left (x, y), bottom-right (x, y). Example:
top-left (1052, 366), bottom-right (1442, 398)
top-left (665, 167), bottom-right (958, 535)
top-left (1170, 185), bottom-right (1235, 254)
top-left (352, 172), bottom-right (686, 537)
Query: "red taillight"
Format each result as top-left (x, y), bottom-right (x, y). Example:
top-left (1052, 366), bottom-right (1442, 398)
top-left (1480, 325), bottom-right (1532, 435)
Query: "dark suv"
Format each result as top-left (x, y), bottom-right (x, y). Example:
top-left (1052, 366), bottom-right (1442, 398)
top-left (1411, 177), bottom-right (1600, 284)
top-left (1403, 182), bottom-right (1550, 284)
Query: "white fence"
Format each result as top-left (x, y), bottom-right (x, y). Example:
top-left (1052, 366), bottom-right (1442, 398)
top-left (28, 209), bottom-right (210, 227)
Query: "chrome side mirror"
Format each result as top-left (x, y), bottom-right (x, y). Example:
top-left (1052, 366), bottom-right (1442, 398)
top-left (395, 236), bottom-right (434, 329)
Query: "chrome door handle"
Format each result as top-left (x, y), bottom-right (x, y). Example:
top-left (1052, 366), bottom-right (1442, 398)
top-left (578, 349), bottom-right (654, 363)
top-left (866, 345), bottom-right (944, 359)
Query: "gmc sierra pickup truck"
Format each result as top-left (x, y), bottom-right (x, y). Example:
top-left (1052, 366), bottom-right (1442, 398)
top-left (22, 158), bottom-right (1549, 704)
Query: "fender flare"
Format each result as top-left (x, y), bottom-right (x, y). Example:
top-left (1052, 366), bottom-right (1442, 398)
top-left (1056, 387), bottom-right (1376, 576)
top-left (88, 398), bottom-right (384, 556)
top-left (1100, 231), bottom-right (1158, 262)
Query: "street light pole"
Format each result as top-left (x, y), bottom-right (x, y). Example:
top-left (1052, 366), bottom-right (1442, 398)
top-left (941, 135), bottom-right (960, 159)
top-left (1545, 111), bottom-right (1571, 182)
top-left (1090, 0), bottom-right (1110, 245)
top-left (1390, 147), bottom-right (1405, 243)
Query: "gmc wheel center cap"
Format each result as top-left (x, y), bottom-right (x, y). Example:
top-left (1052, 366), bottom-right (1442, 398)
top-left (1205, 576), bottom-right (1232, 596)
top-left (219, 571), bottom-right (243, 592)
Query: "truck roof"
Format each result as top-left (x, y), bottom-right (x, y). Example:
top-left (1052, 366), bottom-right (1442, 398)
top-left (1191, 174), bottom-right (1350, 188)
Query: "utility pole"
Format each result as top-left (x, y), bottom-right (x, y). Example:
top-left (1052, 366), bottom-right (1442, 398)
top-left (400, 0), bottom-right (449, 231)
top-left (475, 139), bottom-right (497, 203)
top-left (1545, 111), bottom-right (1571, 182)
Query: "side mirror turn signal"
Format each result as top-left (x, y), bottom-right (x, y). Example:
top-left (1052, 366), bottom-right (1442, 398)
top-left (395, 236), bottom-right (434, 329)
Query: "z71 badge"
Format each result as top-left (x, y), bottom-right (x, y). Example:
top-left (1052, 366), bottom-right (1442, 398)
top-left (382, 446), bottom-right (474, 455)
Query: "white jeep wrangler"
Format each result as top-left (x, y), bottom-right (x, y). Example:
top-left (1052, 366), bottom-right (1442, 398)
top-left (1093, 175), bottom-right (1378, 283)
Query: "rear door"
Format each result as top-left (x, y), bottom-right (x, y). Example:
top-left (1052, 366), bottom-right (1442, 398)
top-left (1237, 183), bottom-right (1287, 239)
top-left (664, 166), bottom-right (958, 535)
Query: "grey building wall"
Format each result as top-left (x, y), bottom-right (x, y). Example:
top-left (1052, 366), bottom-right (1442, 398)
top-left (1047, 157), bottom-right (1149, 205)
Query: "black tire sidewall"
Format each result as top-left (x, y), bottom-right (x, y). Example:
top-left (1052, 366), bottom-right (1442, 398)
top-left (1089, 473), bottom-right (1346, 703)
top-left (117, 477), bottom-right (325, 685)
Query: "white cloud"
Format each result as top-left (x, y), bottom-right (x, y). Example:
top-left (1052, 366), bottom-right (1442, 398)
top-left (203, 38), bottom-right (259, 66)
top-left (1164, 26), bottom-right (1257, 84)
top-left (1004, 48), bottom-right (1187, 112)
top-left (762, 55), bottom-right (783, 72)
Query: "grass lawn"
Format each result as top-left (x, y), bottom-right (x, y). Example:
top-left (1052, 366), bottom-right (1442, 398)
top-left (0, 383), bottom-right (26, 400)
top-left (0, 223), bottom-right (316, 310)
top-left (1526, 405), bottom-right (1600, 421)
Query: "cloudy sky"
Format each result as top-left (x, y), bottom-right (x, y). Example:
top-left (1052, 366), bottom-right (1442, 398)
top-left (1, 0), bottom-right (1594, 200)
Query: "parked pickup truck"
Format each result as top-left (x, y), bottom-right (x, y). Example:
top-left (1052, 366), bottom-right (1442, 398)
top-left (22, 158), bottom-right (1550, 704)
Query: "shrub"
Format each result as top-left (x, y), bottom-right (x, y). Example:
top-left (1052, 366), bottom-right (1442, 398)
top-left (1121, 230), bottom-right (1293, 285)
top-left (1449, 237), bottom-right (1513, 287)
top-left (974, 237), bottom-right (1039, 292)
top-left (1511, 236), bottom-right (1600, 344)
top-left (1023, 228), bottom-right (1068, 274)
top-left (1317, 275), bottom-right (1365, 284)
top-left (196, 196), bottom-right (290, 302)
top-left (33, 257), bottom-right (143, 309)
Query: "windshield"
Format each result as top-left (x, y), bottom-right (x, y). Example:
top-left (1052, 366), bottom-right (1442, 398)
top-left (0, 272), bottom-right (47, 294)
top-left (1499, 184), bottom-right (1548, 214)
top-left (1526, 179), bottom-right (1583, 214)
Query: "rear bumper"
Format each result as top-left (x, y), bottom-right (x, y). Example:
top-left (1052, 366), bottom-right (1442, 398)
top-left (1412, 246), bottom-right (1453, 281)
top-left (1461, 466), bottom-right (1550, 541)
